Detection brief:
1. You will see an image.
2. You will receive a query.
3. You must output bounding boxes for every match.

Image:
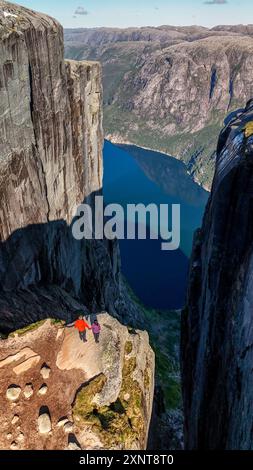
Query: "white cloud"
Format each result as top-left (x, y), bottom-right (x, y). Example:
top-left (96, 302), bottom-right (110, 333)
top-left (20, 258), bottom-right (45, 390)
top-left (74, 6), bottom-right (89, 16)
top-left (204, 0), bottom-right (228, 4)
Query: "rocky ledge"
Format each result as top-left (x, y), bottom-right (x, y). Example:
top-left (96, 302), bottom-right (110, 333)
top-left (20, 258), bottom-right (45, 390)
top-left (0, 314), bottom-right (155, 450)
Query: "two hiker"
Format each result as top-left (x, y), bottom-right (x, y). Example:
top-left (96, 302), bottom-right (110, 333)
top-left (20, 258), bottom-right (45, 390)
top-left (66, 315), bottom-right (101, 343)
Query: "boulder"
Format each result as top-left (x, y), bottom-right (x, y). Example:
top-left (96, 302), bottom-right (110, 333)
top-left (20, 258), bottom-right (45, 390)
top-left (10, 442), bottom-right (18, 450)
top-left (6, 386), bottom-right (21, 402)
top-left (38, 384), bottom-right (48, 396)
top-left (40, 365), bottom-right (51, 380)
top-left (38, 412), bottom-right (52, 435)
top-left (11, 415), bottom-right (19, 425)
top-left (17, 433), bottom-right (24, 443)
top-left (24, 384), bottom-right (33, 399)
top-left (14, 356), bottom-right (41, 376)
top-left (57, 418), bottom-right (69, 428)
top-left (64, 422), bottom-right (74, 433)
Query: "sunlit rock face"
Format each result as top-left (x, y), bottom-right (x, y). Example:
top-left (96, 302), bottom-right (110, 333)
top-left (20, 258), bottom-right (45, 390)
top-left (181, 100), bottom-right (253, 449)
top-left (0, 2), bottom-right (103, 236)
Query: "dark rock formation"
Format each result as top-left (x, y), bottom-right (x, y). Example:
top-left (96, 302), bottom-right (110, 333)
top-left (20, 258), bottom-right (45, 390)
top-left (0, 1), bottom-right (139, 332)
top-left (181, 99), bottom-right (253, 449)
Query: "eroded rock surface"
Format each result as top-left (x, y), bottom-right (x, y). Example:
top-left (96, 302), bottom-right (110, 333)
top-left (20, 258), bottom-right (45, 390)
top-left (0, 316), bottom-right (154, 450)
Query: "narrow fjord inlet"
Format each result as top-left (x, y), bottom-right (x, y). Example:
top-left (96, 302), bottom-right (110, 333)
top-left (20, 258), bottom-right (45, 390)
top-left (103, 141), bottom-right (208, 309)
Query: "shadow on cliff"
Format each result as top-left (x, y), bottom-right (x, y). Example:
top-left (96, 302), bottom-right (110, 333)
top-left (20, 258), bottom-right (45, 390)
top-left (0, 190), bottom-right (122, 334)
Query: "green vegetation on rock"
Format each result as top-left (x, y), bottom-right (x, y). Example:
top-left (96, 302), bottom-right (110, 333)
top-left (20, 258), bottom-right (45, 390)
top-left (125, 340), bottom-right (133, 355)
top-left (125, 281), bottom-right (182, 411)
top-left (73, 342), bottom-right (146, 449)
top-left (9, 320), bottom-right (48, 337)
top-left (8, 318), bottom-right (64, 338)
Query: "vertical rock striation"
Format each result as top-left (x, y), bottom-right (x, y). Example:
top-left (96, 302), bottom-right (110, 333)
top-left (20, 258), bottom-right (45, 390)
top-left (1, 2), bottom-right (102, 232)
top-left (0, 2), bottom-right (135, 331)
top-left (181, 99), bottom-right (253, 449)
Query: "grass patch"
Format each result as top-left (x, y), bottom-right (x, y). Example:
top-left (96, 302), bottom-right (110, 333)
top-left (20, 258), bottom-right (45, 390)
top-left (8, 318), bottom-right (65, 338)
top-left (50, 318), bottom-right (65, 326)
top-left (9, 320), bottom-right (48, 337)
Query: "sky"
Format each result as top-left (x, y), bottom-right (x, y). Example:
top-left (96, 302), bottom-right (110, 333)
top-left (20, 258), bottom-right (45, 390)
top-left (9, 0), bottom-right (251, 29)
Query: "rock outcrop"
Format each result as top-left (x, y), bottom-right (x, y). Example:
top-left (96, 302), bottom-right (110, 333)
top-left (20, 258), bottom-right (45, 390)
top-left (0, 316), bottom-right (155, 450)
top-left (181, 99), bottom-right (253, 449)
top-left (0, 1), bottom-right (140, 333)
top-left (65, 26), bottom-right (253, 189)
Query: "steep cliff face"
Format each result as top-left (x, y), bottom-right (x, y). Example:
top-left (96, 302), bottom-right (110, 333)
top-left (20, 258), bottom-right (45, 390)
top-left (65, 26), bottom-right (253, 189)
top-left (0, 315), bottom-right (154, 450)
top-left (1, 3), bottom-right (103, 232)
top-left (181, 99), bottom-right (253, 449)
top-left (0, 1), bottom-right (139, 332)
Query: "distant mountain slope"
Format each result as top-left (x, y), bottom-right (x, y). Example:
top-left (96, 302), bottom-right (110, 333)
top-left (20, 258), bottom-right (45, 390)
top-left (64, 25), bottom-right (253, 189)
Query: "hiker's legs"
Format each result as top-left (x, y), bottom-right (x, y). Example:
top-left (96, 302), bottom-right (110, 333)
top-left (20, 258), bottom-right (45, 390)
top-left (94, 333), bottom-right (99, 343)
top-left (79, 331), bottom-right (87, 342)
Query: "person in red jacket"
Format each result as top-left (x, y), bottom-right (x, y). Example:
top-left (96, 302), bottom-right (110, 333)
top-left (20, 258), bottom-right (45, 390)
top-left (74, 315), bottom-right (91, 342)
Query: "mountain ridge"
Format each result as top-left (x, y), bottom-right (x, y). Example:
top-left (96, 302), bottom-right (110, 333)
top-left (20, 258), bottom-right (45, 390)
top-left (65, 24), bottom-right (253, 189)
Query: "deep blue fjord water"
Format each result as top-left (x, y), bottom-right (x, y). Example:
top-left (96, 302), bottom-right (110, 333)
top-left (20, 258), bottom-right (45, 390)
top-left (103, 141), bottom-right (208, 310)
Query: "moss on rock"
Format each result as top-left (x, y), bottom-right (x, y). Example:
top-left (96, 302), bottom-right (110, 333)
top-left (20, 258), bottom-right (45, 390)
top-left (72, 341), bottom-right (147, 449)
top-left (125, 341), bottom-right (133, 355)
top-left (144, 365), bottom-right (150, 389)
top-left (8, 318), bottom-right (64, 338)
top-left (9, 320), bottom-right (47, 337)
